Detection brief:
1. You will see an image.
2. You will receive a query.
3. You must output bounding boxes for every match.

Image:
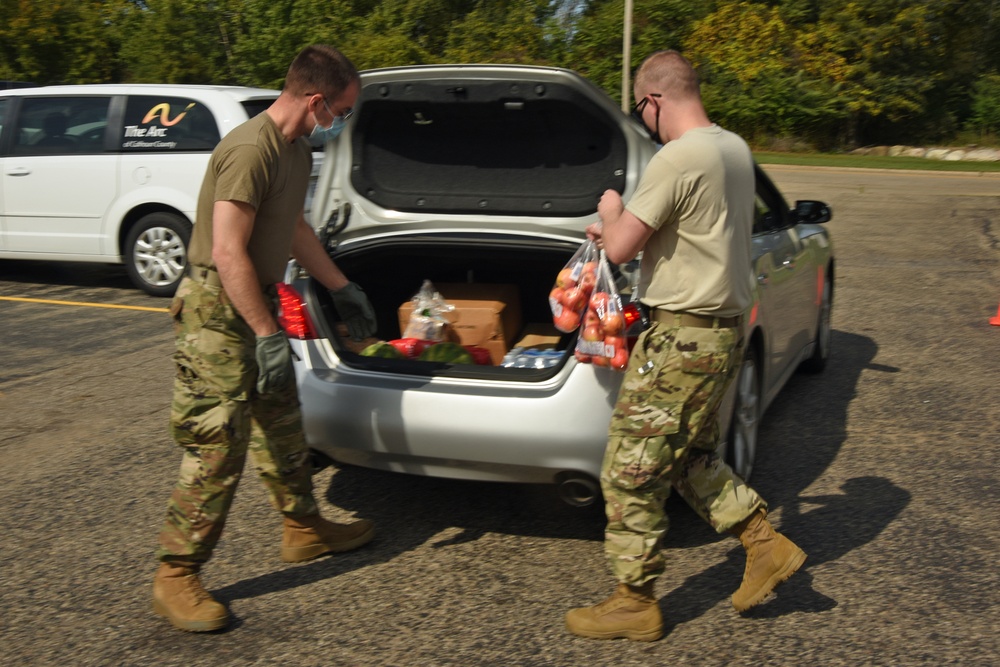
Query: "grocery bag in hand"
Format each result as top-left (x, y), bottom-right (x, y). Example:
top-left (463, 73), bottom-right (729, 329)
top-left (574, 252), bottom-right (628, 371)
top-left (548, 239), bottom-right (599, 333)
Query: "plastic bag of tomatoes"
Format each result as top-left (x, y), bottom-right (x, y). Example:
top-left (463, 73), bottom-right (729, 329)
top-left (548, 239), bottom-right (599, 333)
top-left (573, 252), bottom-right (629, 371)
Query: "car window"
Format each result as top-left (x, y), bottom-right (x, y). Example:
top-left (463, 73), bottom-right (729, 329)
top-left (753, 194), bottom-right (782, 234)
top-left (241, 99), bottom-right (272, 119)
top-left (122, 95), bottom-right (221, 152)
top-left (753, 174), bottom-right (791, 235)
top-left (11, 96), bottom-right (111, 156)
top-left (0, 98), bottom-right (8, 143)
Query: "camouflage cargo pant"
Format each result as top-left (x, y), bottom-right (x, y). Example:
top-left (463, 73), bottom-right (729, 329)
top-left (156, 274), bottom-right (317, 563)
top-left (602, 319), bottom-right (766, 585)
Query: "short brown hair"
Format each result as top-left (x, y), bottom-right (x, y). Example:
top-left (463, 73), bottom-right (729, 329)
top-left (283, 45), bottom-right (359, 98)
top-left (634, 50), bottom-right (700, 101)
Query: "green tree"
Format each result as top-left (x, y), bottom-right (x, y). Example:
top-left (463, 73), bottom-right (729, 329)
top-left (807, 0), bottom-right (946, 145)
top-left (562, 0), bottom-right (709, 106)
top-left (230, 0), bottom-right (363, 87)
top-left (0, 0), bottom-right (120, 84)
top-left (967, 71), bottom-right (1000, 137)
top-left (117, 0), bottom-right (243, 84)
top-left (442, 0), bottom-right (554, 64)
top-left (682, 2), bottom-right (846, 147)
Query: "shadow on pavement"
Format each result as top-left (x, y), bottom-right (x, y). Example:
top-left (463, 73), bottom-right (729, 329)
top-left (217, 329), bottom-right (911, 618)
top-left (0, 259), bottom-right (134, 290)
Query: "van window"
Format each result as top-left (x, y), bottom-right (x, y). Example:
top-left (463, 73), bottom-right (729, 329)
top-left (0, 98), bottom-right (8, 142)
top-left (12, 97), bottom-right (111, 156)
top-left (122, 95), bottom-right (220, 152)
top-left (241, 99), bottom-right (273, 119)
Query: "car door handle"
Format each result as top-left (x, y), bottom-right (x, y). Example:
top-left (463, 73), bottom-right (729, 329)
top-left (6, 167), bottom-right (31, 176)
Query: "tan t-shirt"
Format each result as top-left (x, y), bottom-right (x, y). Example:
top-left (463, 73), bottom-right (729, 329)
top-left (187, 111), bottom-right (313, 286)
top-left (625, 125), bottom-right (755, 317)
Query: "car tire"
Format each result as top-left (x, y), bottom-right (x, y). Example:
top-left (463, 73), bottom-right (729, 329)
top-left (727, 345), bottom-right (760, 481)
top-left (799, 272), bottom-right (832, 374)
top-left (124, 212), bottom-right (191, 297)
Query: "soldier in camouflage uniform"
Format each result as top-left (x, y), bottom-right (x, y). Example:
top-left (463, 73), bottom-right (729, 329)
top-left (565, 51), bottom-right (806, 642)
top-left (152, 45), bottom-right (378, 633)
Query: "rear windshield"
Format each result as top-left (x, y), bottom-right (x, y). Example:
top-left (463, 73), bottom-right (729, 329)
top-left (351, 80), bottom-right (627, 217)
top-left (121, 95), bottom-right (220, 152)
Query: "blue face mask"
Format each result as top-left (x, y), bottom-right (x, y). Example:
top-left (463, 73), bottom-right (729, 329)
top-left (308, 101), bottom-right (349, 146)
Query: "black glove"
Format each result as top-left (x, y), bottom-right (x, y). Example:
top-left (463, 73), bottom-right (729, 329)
top-left (255, 331), bottom-right (294, 394)
top-left (330, 282), bottom-right (377, 340)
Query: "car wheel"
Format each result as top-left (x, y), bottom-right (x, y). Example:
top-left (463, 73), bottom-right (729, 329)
top-left (727, 346), bottom-right (760, 481)
top-left (799, 273), bottom-right (832, 374)
top-left (124, 212), bottom-right (191, 297)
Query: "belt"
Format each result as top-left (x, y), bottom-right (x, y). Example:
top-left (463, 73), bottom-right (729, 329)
top-left (186, 264), bottom-right (223, 288)
top-left (650, 308), bottom-right (742, 329)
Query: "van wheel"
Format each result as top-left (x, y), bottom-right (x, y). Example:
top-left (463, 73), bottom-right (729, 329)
top-left (726, 346), bottom-right (760, 481)
top-left (125, 213), bottom-right (191, 297)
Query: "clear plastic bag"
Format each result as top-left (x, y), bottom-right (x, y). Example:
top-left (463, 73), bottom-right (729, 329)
top-left (402, 279), bottom-right (454, 341)
top-left (549, 239), bottom-right (599, 333)
top-left (574, 252), bottom-right (628, 371)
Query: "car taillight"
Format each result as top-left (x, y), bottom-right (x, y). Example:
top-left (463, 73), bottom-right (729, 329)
top-left (623, 302), bottom-right (644, 352)
top-left (276, 282), bottom-right (319, 340)
top-left (623, 302), bottom-right (642, 328)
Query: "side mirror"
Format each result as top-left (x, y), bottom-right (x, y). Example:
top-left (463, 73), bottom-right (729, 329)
top-left (794, 200), bottom-right (832, 224)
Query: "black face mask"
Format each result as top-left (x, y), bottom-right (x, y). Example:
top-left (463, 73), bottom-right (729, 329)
top-left (630, 94), bottom-right (662, 143)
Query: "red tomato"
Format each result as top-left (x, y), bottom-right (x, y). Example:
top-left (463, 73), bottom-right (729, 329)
top-left (590, 291), bottom-right (610, 315)
top-left (610, 347), bottom-right (629, 370)
top-left (556, 267), bottom-right (577, 289)
top-left (563, 286), bottom-right (587, 313)
top-left (582, 324), bottom-right (603, 342)
top-left (553, 308), bottom-right (582, 333)
top-left (602, 311), bottom-right (624, 335)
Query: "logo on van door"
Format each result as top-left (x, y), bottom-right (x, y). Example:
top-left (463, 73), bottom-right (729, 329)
top-left (141, 102), bottom-right (196, 127)
top-left (122, 102), bottom-right (196, 148)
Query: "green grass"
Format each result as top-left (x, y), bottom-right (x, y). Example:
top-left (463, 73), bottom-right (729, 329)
top-left (753, 151), bottom-right (1000, 172)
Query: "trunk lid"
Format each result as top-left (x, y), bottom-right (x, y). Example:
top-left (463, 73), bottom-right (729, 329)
top-left (310, 64), bottom-right (653, 242)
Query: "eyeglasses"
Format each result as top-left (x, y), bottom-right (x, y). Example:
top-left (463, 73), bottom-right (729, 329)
top-left (630, 93), bottom-right (661, 124)
top-left (322, 99), bottom-right (354, 123)
top-left (308, 93), bottom-right (354, 123)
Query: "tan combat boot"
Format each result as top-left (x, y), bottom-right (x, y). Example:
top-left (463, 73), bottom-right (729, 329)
top-left (565, 581), bottom-right (663, 641)
top-left (730, 509), bottom-right (807, 611)
top-left (152, 561), bottom-right (229, 632)
top-left (281, 514), bottom-right (375, 563)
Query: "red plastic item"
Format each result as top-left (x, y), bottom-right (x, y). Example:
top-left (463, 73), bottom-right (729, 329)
top-left (388, 338), bottom-right (433, 359)
top-left (462, 345), bottom-right (493, 365)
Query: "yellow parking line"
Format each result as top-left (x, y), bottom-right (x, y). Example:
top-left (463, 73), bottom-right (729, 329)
top-left (0, 295), bottom-right (169, 313)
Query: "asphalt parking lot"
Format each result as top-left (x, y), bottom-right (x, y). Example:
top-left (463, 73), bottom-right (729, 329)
top-left (1, 166), bottom-right (998, 666)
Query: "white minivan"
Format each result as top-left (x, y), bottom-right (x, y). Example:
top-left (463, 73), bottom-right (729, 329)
top-left (0, 84), bottom-right (280, 295)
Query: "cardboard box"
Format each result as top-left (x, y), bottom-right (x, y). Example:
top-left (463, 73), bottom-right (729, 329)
top-left (514, 323), bottom-right (564, 351)
top-left (398, 283), bottom-right (522, 365)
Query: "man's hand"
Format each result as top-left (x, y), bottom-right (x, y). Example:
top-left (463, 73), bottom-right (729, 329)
top-left (597, 189), bottom-right (624, 226)
top-left (255, 331), bottom-right (294, 394)
top-left (330, 282), bottom-right (377, 340)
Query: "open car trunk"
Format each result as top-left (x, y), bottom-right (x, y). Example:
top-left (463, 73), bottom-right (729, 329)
top-left (301, 233), bottom-right (630, 377)
top-left (298, 66), bottom-right (645, 378)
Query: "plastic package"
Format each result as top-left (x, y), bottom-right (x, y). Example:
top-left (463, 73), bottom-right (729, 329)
top-left (402, 280), bottom-right (454, 341)
top-left (500, 347), bottom-right (564, 369)
top-left (548, 239), bottom-right (600, 333)
top-left (574, 252), bottom-right (628, 371)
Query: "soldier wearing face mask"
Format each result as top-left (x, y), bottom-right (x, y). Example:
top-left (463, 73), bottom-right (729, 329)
top-left (152, 44), bottom-right (377, 633)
